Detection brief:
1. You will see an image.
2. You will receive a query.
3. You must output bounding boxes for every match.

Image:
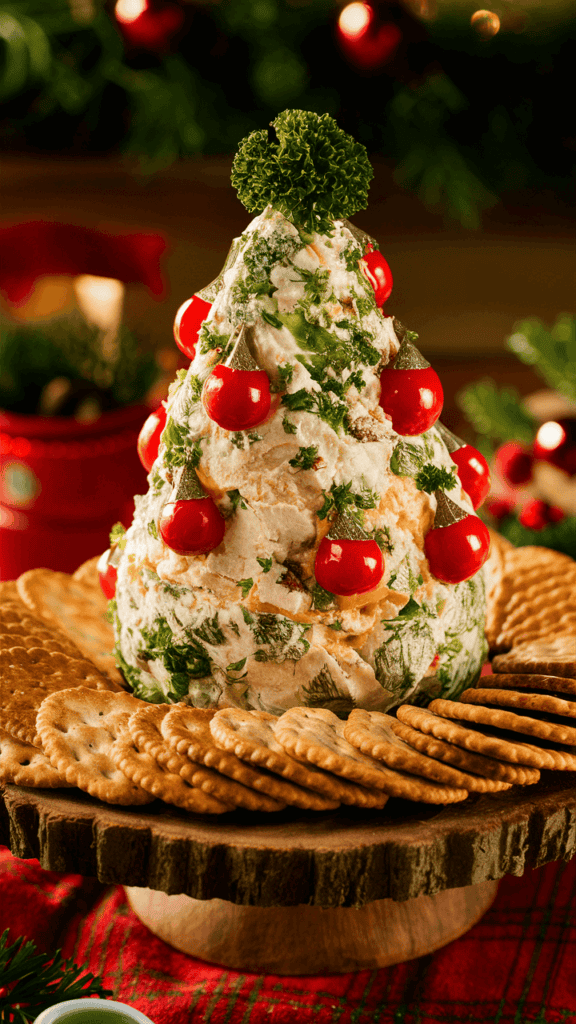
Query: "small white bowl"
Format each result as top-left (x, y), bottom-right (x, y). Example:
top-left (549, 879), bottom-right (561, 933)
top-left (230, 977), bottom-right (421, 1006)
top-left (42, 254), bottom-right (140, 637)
top-left (33, 998), bottom-right (155, 1024)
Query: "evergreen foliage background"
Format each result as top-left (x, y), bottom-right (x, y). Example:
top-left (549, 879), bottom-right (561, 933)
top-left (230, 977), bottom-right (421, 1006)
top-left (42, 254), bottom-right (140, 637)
top-left (0, 0), bottom-right (575, 228)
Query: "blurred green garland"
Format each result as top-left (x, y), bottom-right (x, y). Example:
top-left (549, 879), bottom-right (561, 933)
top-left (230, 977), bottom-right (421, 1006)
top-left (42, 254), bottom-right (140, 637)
top-left (0, 1), bottom-right (575, 227)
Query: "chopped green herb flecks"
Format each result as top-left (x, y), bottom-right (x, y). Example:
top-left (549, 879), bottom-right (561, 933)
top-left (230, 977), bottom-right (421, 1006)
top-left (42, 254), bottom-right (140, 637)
top-left (109, 522), bottom-right (127, 550)
top-left (310, 582), bottom-right (336, 610)
top-left (289, 445), bottom-right (319, 471)
top-left (262, 309), bottom-right (283, 329)
top-left (257, 556), bottom-right (273, 573)
top-left (390, 435), bottom-right (436, 478)
top-left (329, 620), bottom-right (343, 630)
top-left (151, 470), bottom-right (164, 495)
top-left (161, 418), bottom-right (202, 470)
top-left (282, 416), bottom-right (297, 434)
top-left (199, 325), bottom-right (230, 355)
top-left (249, 612), bottom-right (311, 663)
top-left (241, 606), bottom-right (254, 625)
top-left (226, 489), bottom-right (247, 513)
top-left (189, 373), bottom-right (203, 400)
top-left (372, 526), bottom-right (393, 553)
top-left (237, 578), bottom-right (254, 598)
top-left (301, 666), bottom-right (355, 719)
top-left (275, 362), bottom-right (294, 392)
top-left (191, 611), bottom-right (226, 646)
top-left (147, 520), bottom-right (158, 540)
top-left (317, 480), bottom-right (379, 525)
top-left (138, 616), bottom-right (212, 699)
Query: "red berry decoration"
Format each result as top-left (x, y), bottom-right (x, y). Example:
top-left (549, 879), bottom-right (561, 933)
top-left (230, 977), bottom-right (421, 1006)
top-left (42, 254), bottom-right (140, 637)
top-left (424, 491), bottom-right (490, 585)
top-left (97, 547), bottom-right (119, 599)
top-left (485, 497), bottom-right (516, 521)
top-left (158, 465), bottom-right (225, 555)
top-left (533, 418), bottom-right (576, 476)
top-left (203, 322), bottom-right (271, 432)
top-left (137, 403), bottom-right (167, 473)
top-left (494, 442), bottom-right (534, 486)
top-left (518, 499), bottom-right (565, 531)
top-left (314, 512), bottom-right (385, 597)
top-left (173, 294), bottom-right (212, 361)
top-left (360, 247), bottom-right (393, 306)
top-left (379, 332), bottom-right (443, 436)
top-left (437, 423), bottom-right (491, 510)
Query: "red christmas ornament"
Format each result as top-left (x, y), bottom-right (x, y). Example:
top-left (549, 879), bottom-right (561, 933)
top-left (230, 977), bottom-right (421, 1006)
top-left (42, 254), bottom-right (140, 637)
top-left (173, 295), bottom-right (212, 361)
top-left (494, 442), bottom-right (534, 486)
top-left (115, 0), bottom-right (184, 53)
top-left (337, 3), bottom-right (402, 71)
top-left (437, 423), bottom-right (491, 510)
top-left (137, 403), bottom-right (167, 473)
top-left (518, 499), bottom-right (565, 531)
top-left (379, 333), bottom-right (443, 436)
top-left (158, 465), bottom-right (225, 555)
top-left (533, 418), bottom-right (576, 476)
top-left (360, 247), bottom-right (393, 306)
top-left (485, 497), bottom-right (516, 521)
top-left (424, 491), bottom-right (491, 584)
top-left (97, 547), bottom-right (120, 599)
top-left (314, 512), bottom-right (385, 596)
top-left (203, 323), bottom-right (271, 432)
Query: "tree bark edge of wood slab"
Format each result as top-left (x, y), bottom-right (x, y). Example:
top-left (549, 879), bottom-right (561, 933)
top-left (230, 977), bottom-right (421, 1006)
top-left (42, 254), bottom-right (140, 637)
top-left (2, 773), bottom-right (576, 907)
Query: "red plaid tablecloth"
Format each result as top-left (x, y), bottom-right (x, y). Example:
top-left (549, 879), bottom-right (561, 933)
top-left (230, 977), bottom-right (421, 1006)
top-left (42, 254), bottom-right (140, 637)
top-left (2, 846), bottom-right (576, 1024)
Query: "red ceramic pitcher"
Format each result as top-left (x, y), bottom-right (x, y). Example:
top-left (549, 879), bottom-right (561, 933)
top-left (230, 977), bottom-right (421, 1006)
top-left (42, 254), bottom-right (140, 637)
top-left (0, 404), bottom-right (150, 580)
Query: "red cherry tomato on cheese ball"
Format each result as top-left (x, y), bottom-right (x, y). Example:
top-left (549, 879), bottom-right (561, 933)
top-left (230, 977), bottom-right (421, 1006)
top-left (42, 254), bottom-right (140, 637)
top-left (314, 537), bottom-right (385, 597)
top-left (450, 444), bottom-right (491, 510)
top-left (97, 549), bottom-right (117, 599)
top-left (137, 403), bottom-right (167, 473)
top-left (173, 295), bottom-right (212, 361)
top-left (360, 249), bottom-right (393, 306)
top-left (159, 496), bottom-right (225, 555)
top-left (378, 367), bottom-right (443, 436)
top-left (425, 515), bottom-right (490, 585)
top-left (202, 364), bottom-right (271, 431)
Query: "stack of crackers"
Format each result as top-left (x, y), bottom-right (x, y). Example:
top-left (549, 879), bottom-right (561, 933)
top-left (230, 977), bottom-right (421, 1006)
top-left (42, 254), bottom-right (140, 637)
top-left (0, 542), bottom-right (575, 816)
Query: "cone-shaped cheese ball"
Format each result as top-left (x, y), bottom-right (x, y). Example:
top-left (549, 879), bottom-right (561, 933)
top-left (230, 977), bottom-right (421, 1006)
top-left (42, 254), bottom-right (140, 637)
top-left (111, 111), bottom-right (488, 716)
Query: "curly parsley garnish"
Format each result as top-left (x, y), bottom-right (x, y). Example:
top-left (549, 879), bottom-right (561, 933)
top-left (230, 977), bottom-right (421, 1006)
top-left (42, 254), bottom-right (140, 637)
top-left (231, 109), bottom-right (374, 236)
top-left (414, 464), bottom-right (458, 494)
top-left (289, 445), bottom-right (319, 471)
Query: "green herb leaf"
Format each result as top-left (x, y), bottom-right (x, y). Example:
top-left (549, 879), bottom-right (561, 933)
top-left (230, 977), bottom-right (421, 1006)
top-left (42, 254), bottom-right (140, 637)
top-left (257, 556), bottom-right (273, 572)
top-left (289, 445), bottom-right (319, 470)
top-left (262, 308), bottom-right (283, 329)
top-left (282, 416), bottom-right (297, 434)
top-left (301, 666), bottom-right (355, 719)
top-left (414, 463), bottom-right (457, 494)
top-left (227, 488), bottom-right (247, 512)
top-left (310, 582), bottom-right (336, 610)
top-left (147, 519), bottom-right (158, 539)
top-left (237, 578), bottom-right (254, 598)
top-left (109, 521), bottom-right (127, 549)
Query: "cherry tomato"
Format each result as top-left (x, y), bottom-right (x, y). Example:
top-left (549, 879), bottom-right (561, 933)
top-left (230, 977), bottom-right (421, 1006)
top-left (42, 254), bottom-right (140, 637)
top-left (97, 548), bottom-right (117, 599)
top-left (137, 403), bottom-right (167, 473)
top-left (360, 250), bottom-right (393, 306)
top-left (450, 444), bottom-right (491, 510)
top-left (202, 364), bottom-right (271, 431)
top-left (494, 442), bottom-right (534, 486)
top-left (159, 496), bottom-right (225, 554)
top-left (518, 499), bottom-right (565, 530)
top-left (173, 295), bottom-right (212, 361)
top-left (533, 418), bottom-right (576, 476)
top-left (378, 367), bottom-right (443, 436)
top-left (314, 537), bottom-right (385, 596)
top-left (424, 515), bottom-right (490, 584)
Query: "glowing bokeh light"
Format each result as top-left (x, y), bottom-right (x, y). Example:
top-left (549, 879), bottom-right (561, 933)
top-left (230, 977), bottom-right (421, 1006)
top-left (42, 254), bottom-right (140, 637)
top-left (536, 420), bottom-right (566, 451)
top-left (115, 0), bottom-right (148, 24)
top-left (338, 2), bottom-right (372, 40)
top-left (470, 9), bottom-right (500, 38)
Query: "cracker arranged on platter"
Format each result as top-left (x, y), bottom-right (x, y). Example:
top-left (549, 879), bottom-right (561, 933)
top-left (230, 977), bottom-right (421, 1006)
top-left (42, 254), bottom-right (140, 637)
top-left (0, 598), bottom-right (85, 658)
top-left (160, 705), bottom-right (338, 811)
top-left (343, 709), bottom-right (512, 793)
top-left (396, 704), bottom-right (547, 770)
top-left (461, 687), bottom-right (576, 720)
top-left (0, 645), bottom-right (114, 747)
top-left (479, 673), bottom-right (576, 696)
top-left (111, 726), bottom-right (234, 814)
top-left (492, 635), bottom-right (576, 678)
top-left (387, 717), bottom-right (540, 784)
top-left (486, 544), bottom-right (576, 651)
top-left (432, 695), bottom-right (576, 746)
top-left (16, 567), bottom-right (124, 688)
top-left (36, 687), bottom-right (154, 805)
top-left (210, 706), bottom-right (389, 808)
top-left (129, 703), bottom-right (288, 812)
top-left (275, 707), bottom-right (468, 805)
top-left (0, 726), bottom-right (72, 788)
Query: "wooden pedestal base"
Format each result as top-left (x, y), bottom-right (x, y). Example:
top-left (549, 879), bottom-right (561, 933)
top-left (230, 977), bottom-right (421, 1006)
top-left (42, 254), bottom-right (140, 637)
top-left (124, 880), bottom-right (498, 974)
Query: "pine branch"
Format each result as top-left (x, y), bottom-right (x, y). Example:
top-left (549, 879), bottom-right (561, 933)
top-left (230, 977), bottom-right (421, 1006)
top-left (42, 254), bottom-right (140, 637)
top-left (506, 315), bottom-right (576, 405)
top-left (456, 380), bottom-right (536, 445)
top-left (0, 929), bottom-right (112, 1024)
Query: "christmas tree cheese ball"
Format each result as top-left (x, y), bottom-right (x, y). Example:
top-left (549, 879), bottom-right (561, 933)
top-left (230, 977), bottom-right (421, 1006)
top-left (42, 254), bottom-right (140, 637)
top-left (107, 110), bottom-right (492, 716)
